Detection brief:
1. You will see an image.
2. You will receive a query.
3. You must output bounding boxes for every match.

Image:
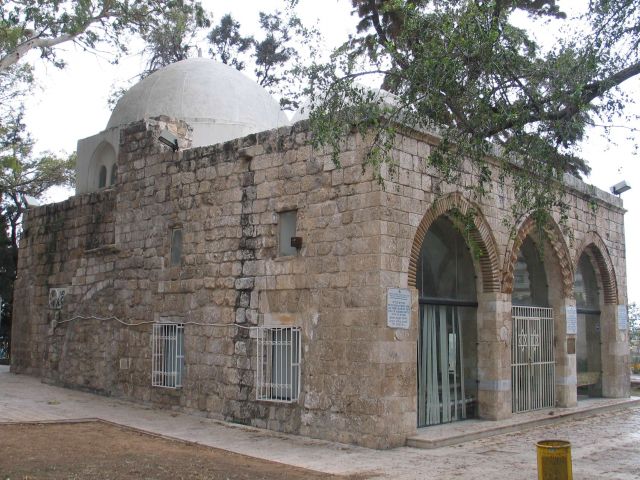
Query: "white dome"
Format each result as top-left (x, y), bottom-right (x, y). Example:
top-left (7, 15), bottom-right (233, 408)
top-left (107, 58), bottom-right (289, 147)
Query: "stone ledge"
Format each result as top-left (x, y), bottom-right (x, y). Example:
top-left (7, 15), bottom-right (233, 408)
top-left (84, 244), bottom-right (120, 255)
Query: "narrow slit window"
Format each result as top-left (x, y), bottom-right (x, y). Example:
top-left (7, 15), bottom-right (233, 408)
top-left (170, 228), bottom-right (183, 266)
top-left (278, 210), bottom-right (297, 257)
top-left (98, 165), bottom-right (107, 188)
top-left (110, 164), bottom-right (117, 186)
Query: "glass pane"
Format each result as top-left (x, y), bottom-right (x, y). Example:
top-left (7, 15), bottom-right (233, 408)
top-left (417, 304), bottom-right (477, 427)
top-left (575, 254), bottom-right (600, 310)
top-left (171, 229), bottom-right (183, 266)
top-left (512, 237), bottom-right (548, 306)
top-left (416, 217), bottom-right (477, 301)
top-left (98, 166), bottom-right (107, 188)
top-left (278, 211), bottom-right (297, 257)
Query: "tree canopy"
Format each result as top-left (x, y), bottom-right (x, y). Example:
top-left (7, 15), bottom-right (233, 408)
top-left (306, 0), bottom-right (640, 226)
top-left (205, 8), bottom-right (318, 109)
top-left (0, 0), bottom-right (167, 339)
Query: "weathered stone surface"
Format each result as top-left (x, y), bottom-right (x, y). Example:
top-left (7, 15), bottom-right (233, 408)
top-left (10, 116), bottom-right (629, 450)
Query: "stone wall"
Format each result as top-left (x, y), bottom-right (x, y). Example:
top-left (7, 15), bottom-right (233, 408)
top-left (11, 117), bottom-right (629, 449)
top-left (12, 190), bottom-right (116, 381)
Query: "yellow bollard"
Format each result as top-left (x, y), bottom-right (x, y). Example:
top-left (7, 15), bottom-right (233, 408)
top-left (536, 440), bottom-right (572, 480)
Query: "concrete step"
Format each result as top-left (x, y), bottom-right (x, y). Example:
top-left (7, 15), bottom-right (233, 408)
top-left (407, 396), bottom-right (640, 449)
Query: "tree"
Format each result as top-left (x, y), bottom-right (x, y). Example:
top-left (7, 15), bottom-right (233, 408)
top-left (306, 0), bottom-right (640, 227)
top-left (630, 303), bottom-right (640, 345)
top-left (206, 9), bottom-right (318, 110)
top-left (0, 106), bottom-right (75, 345)
top-left (253, 10), bottom-right (320, 110)
top-left (207, 14), bottom-right (254, 71)
top-left (0, 1), bottom-right (131, 346)
top-left (0, 1), bottom-right (214, 72)
top-left (139, 0), bottom-right (210, 77)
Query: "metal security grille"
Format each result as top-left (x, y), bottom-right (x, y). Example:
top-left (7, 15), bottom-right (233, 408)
top-left (511, 306), bottom-right (554, 413)
top-left (256, 327), bottom-right (300, 402)
top-left (152, 323), bottom-right (184, 388)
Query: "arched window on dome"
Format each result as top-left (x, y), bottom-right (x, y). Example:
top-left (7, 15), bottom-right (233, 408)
top-left (89, 142), bottom-right (116, 192)
top-left (98, 166), bottom-right (107, 189)
top-left (110, 164), bottom-right (117, 186)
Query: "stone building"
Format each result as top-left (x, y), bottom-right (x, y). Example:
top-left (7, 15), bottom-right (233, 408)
top-left (11, 59), bottom-right (630, 449)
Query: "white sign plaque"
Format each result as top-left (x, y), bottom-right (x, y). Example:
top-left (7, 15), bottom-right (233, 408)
top-left (617, 305), bottom-right (628, 330)
top-left (387, 288), bottom-right (411, 329)
top-left (566, 305), bottom-right (577, 335)
top-left (48, 288), bottom-right (67, 310)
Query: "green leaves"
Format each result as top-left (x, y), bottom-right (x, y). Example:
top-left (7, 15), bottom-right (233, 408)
top-left (208, 14), bottom-right (253, 71)
top-left (140, 1), bottom-right (211, 77)
top-left (306, 0), bottom-right (640, 233)
top-left (0, 108), bottom-right (75, 200)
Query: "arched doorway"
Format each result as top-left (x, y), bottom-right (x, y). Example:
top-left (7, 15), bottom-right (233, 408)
top-left (574, 253), bottom-right (602, 397)
top-left (416, 217), bottom-right (478, 426)
top-left (511, 236), bottom-right (555, 413)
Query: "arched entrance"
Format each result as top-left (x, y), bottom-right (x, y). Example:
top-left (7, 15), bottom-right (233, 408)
top-left (510, 236), bottom-right (555, 413)
top-left (575, 253), bottom-right (602, 397)
top-left (416, 217), bottom-right (479, 426)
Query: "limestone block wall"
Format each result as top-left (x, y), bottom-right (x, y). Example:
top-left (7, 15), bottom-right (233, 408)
top-left (11, 190), bottom-right (117, 382)
top-left (11, 117), bottom-right (629, 449)
top-left (12, 118), bottom-right (415, 448)
top-left (378, 128), bottom-right (629, 414)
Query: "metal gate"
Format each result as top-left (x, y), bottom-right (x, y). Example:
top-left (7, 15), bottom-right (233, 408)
top-left (511, 306), bottom-right (555, 413)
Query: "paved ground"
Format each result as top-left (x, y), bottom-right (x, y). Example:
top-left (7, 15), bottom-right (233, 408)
top-left (1, 366), bottom-right (639, 479)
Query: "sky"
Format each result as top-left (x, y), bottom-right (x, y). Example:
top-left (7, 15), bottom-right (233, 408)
top-left (20, 0), bottom-right (640, 304)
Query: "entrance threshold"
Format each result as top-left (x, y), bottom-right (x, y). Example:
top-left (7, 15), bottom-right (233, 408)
top-left (407, 396), bottom-right (640, 449)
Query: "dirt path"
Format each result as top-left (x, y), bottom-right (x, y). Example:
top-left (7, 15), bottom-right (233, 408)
top-left (0, 421), bottom-right (358, 479)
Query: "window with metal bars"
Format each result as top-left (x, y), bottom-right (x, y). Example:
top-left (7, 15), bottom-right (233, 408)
top-left (256, 327), bottom-right (300, 402)
top-left (151, 323), bottom-right (184, 388)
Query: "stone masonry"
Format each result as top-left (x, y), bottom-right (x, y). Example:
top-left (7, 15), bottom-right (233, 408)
top-left (11, 116), bottom-right (629, 448)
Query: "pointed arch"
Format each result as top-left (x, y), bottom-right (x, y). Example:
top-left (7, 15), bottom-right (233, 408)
top-left (574, 231), bottom-right (618, 304)
top-left (408, 193), bottom-right (501, 293)
top-left (502, 216), bottom-right (573, 297)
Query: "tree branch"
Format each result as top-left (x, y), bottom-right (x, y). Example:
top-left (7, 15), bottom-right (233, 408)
top-left (0, 4), bottom-right (114, 72)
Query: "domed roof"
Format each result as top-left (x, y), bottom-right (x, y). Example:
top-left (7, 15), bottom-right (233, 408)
top-left (106, 58), bottom-right (289, 147)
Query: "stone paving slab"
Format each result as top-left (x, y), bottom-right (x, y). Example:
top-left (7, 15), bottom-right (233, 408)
top-left (2, 367), bottom-right (639, 479)
top-left (407, 396), bottom-right (640, 449)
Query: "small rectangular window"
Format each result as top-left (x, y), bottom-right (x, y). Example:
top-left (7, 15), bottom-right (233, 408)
top-left (170, 228), bottom-right (183, 266)
top-left (278, 210), bottom-right (297, 257)
top-left (256, 326), bottom-right (300, 402)
top-left (151, 323), bottom-right (184, 388)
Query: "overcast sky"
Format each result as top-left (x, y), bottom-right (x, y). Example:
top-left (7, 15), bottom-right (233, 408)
top-left (21, 0), bottom-right (640, 304)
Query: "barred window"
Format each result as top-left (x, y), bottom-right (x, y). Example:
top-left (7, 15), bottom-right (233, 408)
top-left (256, 327), bottom-right (300, 402)
top-left (151, 323), bottom-right (184, 388)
